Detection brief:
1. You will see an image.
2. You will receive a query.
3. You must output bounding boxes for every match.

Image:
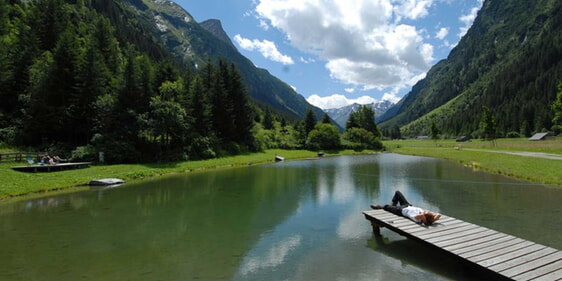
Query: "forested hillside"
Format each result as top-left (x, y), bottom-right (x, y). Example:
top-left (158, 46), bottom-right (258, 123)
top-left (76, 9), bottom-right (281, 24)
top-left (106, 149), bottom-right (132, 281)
top-left (120, 0), bottom-right (325, 121)
top-left (379, 0), bottom-right (562, 138)
top-left (0, 0), bottom-right (257, 162)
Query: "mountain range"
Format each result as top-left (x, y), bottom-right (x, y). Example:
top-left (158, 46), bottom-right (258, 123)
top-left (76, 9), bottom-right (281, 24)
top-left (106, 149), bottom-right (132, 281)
top-left (324, 101), bottom-right (394, 129)
top-left (118, 0), bottom-right (325, 121)
top-left (107, 0), bottom-right (562, 139)
top-left (378, 0), bottom-right (562, 138)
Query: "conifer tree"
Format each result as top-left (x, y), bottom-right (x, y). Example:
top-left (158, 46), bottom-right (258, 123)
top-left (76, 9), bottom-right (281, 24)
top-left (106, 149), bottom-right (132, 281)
top-left (480, 106), bottom-right (497, 145)
top-left (187, 75), bottom-right (210, 137)
top-left (263, 106), bottom-right (274, 130)
top-left (227, 62), bottom-right (255, 148)
top-left (552, 83), bottom-right (562, 134)
top-left (304, 108), bottom-right (317, 137)
top-left (322, 113), bottom-right (331, 124)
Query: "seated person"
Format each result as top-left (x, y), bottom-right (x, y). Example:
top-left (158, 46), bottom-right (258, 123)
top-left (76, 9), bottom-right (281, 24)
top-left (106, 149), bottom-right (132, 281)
top-left (371, 191), bottom-right (441, 225)
top-left (40, 154), bottom-right (50, 165)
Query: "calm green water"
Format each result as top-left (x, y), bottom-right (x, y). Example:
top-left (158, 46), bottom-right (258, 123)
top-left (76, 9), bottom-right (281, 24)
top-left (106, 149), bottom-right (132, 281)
top-left (1, 153), bottom-right (561, 281)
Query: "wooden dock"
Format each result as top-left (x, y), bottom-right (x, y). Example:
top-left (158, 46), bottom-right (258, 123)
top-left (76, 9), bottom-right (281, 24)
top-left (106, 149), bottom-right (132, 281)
top-left (363, 209), bottom-right (562, 281)
top-left (11, 162), bottom-right (92, 173)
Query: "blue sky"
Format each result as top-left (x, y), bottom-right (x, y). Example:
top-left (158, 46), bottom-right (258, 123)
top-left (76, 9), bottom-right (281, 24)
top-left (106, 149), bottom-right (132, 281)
top-left (175, 0), bottom-right (484, 109)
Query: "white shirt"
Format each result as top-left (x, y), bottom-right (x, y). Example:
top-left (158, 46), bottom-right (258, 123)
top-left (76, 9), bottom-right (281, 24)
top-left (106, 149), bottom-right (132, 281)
top-left (401, 206), bottom-right (424, 223)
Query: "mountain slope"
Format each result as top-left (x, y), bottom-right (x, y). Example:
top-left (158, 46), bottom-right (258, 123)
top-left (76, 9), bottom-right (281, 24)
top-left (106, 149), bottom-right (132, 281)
top-left (379, 0), bottom-right (562, 138)
top-left (118, 0), bottom-right (325, 121)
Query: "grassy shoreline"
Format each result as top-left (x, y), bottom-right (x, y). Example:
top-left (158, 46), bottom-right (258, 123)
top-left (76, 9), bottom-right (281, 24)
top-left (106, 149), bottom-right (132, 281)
top-left (383, 138), bottom-right (562, 186)
top-left (0, 149), bottom-right (372, 200)
top-left (2, 138), bottom-right (560, 201)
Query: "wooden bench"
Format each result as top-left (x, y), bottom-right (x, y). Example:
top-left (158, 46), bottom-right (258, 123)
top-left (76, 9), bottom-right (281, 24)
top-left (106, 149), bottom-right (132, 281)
top-left (363, 209), bottom-right (562, 281)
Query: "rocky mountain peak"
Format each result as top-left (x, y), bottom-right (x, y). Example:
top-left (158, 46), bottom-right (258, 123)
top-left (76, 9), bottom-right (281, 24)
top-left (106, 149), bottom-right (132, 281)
top-left (199, 19), bottom-right (235, 49)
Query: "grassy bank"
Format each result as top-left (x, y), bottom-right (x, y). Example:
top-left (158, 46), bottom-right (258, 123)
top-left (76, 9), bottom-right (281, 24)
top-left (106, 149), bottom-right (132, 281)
top-left (0, 149), bottom-right (368, 199)
top-left (383, 138), bottom-right (562, 185)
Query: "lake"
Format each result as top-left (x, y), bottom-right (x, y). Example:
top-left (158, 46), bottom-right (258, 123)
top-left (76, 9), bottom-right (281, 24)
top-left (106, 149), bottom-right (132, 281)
top-left (1, 153), bottom-right (561, 280)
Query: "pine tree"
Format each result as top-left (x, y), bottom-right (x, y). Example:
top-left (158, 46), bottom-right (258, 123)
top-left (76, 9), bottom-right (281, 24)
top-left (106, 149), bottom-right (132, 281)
top-left (480, 106), bottom-right (497, 145)
top-left (552, 83), bottom-right (562, 134)
top-left (263, 106), bottom-right (274, 130)
top-left (187, 75), bottom-right (210, 137)
top-left (346, 112), bottom-right (358, 130)
top-left (430, 119), bottom-right (440, 141)
top-left (322, 113), bottom-right (331, 124)
top-left (304, 108), bottom-right (317, 137)
top-left (209, 59), bottom-right (233, 142)
top-left (357, 105), bottom-right (380, 137)
top-left (227, 62), bottom-right (255, 148)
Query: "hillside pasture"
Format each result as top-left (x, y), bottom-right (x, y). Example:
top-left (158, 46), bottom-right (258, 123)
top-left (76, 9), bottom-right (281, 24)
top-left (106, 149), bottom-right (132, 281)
top-left (384, 137), bottom-right (562, 185)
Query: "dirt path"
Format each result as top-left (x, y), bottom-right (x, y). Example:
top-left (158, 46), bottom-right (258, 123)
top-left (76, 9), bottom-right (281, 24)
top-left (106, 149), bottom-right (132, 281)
top-left (463, 148), bottom-right (562, 160)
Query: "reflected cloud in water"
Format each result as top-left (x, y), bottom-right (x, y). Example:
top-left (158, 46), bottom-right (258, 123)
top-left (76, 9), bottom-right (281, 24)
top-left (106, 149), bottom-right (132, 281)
top-left (240, 235), bottom-right (302, 275)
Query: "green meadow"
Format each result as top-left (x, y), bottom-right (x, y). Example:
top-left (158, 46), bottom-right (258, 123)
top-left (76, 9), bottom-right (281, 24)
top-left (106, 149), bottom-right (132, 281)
top-left (383, 138), bottom-right (562, 186)
top-left (0, 149), bottom-right (368, 199)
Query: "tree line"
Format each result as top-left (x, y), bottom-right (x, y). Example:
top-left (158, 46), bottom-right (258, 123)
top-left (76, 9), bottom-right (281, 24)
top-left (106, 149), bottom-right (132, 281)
top-left (0, 0), bottom-right (383, 163)
top-left (0, 0), bottom-right (256, 162)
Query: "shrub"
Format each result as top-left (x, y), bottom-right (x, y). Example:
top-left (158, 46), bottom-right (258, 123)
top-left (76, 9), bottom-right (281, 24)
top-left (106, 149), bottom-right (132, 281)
top-left (506, 131), bottom-right (521, 138)
top-left (306, 123), bottom-right (341, 150)
top-left (71, 145), bottom-right (97, 162)
top-left (188, 136), bottom-right (217, 160)
top-left (342, 127), bottom-right (382, 150)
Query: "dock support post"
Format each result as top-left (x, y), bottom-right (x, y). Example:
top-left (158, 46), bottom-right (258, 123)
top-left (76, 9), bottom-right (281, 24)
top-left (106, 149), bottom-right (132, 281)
top-left (370, 220), bottom-right (382, 236)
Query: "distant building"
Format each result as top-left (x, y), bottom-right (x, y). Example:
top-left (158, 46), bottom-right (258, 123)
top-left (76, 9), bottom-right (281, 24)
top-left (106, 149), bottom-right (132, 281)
top-left (416, 136), bottom-right (429, 140)
top-left (529, 132), bottom-right (549, 141)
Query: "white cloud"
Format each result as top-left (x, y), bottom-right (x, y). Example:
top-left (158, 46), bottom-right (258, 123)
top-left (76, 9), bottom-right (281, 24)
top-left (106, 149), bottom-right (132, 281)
top-left (299, 56), bottom-right (316, 63)
top-left (344, 88), bottom-right (355, 93)
top-left (435, 27), bottom-right (449, 40)
top-left (307, 94), bottom-right (377, 109)
top-left (394, 0), bottom-right (434, 21)
top-left (458, 0), bottom-right (484, 38)
top-left (381, 92), bottom-right (401, 104)
top-left (255, 0), bottom-right (436, 91)
top-left (234, 34), bottom-right (294, 65)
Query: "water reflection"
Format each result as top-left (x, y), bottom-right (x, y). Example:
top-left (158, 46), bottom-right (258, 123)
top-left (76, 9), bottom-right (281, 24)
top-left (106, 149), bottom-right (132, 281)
top-left (0, 153), bottom-right (560, 281)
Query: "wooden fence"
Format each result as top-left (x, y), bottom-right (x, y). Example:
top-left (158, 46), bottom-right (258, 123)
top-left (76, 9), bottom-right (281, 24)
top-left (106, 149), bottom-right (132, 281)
top-left (0, 152), bottom-right (45, 162)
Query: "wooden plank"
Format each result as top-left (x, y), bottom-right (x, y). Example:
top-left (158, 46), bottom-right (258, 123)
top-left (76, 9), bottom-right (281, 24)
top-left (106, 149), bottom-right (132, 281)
top-left (438, 231), bottom-right (508, 250)
top-left (468, 241), bottom-right (534, 263)
top-left (479, 244), bottom-right (547, 268)
top-left (499, 250), bottom-right (562, 278)
top-left (400, 220), bottom-right (463, 236)
top-left (363, 209), bottom-right (562, 281)
top-left (461, 239), bottom-right (529, 260)
top-left (531, 267), bottom-right (562, 281)
top-left (421, 224), bottom-right (483, 241)
top-left (491, 247), bottom-right (558, 272)
top-left (11, 162), bottom-right (92, 173)
top-left (512, 259), bottom-right (562, 281)
top-left (403, 219), bottom-right (464, 233)
top-left (402, 222), bottom-right (465, 238)
top-left (439, 230), bottom-right (507, 251)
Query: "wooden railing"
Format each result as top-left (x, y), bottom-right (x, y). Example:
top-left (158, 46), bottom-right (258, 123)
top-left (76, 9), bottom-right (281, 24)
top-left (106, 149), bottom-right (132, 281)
top-left (0, 152), bottom-right (45, 162)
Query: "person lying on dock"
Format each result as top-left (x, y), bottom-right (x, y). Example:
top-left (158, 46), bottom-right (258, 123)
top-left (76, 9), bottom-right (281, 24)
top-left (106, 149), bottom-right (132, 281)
top-left (371, 191), bottom-right (441, 225)
top-left (53, 155), bottom-right (65, 163)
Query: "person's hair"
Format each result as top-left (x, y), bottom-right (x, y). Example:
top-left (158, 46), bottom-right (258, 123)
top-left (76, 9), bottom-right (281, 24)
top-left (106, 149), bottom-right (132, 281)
top-left (424, 213), bottom-right (436, 225)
